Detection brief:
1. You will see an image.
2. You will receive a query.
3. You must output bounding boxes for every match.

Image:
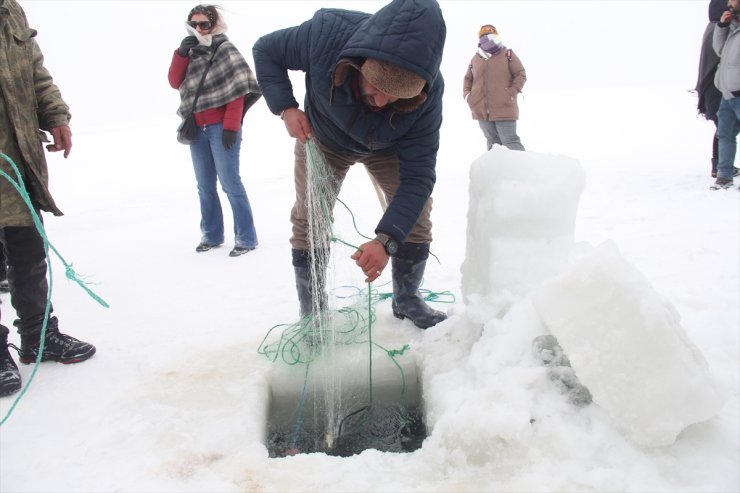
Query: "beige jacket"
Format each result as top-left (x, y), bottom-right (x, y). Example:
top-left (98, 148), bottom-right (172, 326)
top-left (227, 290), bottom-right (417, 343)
top-left (463, 48), bottom-right (526, 121)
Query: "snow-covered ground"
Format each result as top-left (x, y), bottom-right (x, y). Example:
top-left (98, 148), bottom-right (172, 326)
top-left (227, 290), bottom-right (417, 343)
top-left (1, 2), bottom-right (738, 492)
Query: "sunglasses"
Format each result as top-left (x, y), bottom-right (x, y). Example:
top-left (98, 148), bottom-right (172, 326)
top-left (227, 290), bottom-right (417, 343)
top-left (188, 20), bottom-right (212, 30)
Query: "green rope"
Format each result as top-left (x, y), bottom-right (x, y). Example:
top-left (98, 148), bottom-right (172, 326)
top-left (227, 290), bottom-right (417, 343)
top-left (335, 196), bottom-right (374, 242)
top-left (0, 154), bottom-right (109, 309)
top-left (374, 342), bottom-right (410, 399)
top-left (420, 288), bottom-right (456, 304)
top-left (0, 152), bottom-right (108, 427)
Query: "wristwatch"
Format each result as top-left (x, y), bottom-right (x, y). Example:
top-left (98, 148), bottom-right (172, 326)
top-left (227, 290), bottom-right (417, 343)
top-left (374, 233), bottom-right (399, 256)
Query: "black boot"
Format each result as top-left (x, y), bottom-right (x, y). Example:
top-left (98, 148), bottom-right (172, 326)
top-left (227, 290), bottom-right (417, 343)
top-left (391, 242), bottom-right (447, 329)
top-left (292, 249), bottom-right (328, 319)
top-left (18, 321), bottom-right (96, 365)
top-left (711, 158), bottom-right (718, 178)
top-left (0, 329), bottom-right (21, 397)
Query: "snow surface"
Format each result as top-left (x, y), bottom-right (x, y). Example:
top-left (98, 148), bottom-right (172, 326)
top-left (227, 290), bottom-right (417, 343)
top-left (1, 1), bottom-right (738, 492)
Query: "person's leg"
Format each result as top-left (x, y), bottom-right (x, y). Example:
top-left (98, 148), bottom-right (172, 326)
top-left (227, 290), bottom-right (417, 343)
top-left (478, 120), bottom-right (499, 151)
top-left (290, 138), bottom-right (353, 318)
top-left (364, 153), bottom-right (445, 329)
top-left (0, 318), bottom-right (21, 397)
top-left (494, 120), bottom-right (525, 151)
top-left (389, 242), bottom-right (447, 329)
top-left (0, 237), bottom-right (21, 396)
top-left (293, 248), bottom-right (329, 319)
top-left (207, 124), bottom-right (258, 250)
top-left (290, 139), bottom-right (353, 251)
top-left (0, 247), bottom-right (6, 279)
top-left (0, 244), bottom-right (8, 293)
top-left (0, 225), bottom-right (56, 338)
top-left (715, 97), bottom-right (740, 181)
top-left (189, 128), bottom-right (224, 247)
top-left (712, 120), bottom-right (719, 178)
top-left (0, 224), bottom-right (95, 364)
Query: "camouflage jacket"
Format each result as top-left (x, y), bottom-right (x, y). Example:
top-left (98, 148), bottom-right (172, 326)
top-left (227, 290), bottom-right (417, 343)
top-left (0, 0), bottom-right (69, 227)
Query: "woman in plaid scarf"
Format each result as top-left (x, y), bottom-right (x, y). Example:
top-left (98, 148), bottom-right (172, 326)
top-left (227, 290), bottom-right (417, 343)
top-left (168, 4), bottom-right (262, 257)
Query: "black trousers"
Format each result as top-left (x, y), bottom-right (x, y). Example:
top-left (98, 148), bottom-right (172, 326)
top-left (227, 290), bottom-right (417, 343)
top-left (0, 247), bottom-right (6, 279)
top-left (0, 223), bottom-right (57, 343)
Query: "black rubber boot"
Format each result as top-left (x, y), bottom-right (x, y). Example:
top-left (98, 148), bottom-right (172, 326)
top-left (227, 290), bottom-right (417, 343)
top-left (292, 249), bottom-right (328, 319)
top-left (391, 242), bottom-right (447, 329)
top-left (0, 328), bottom-right (21, 397)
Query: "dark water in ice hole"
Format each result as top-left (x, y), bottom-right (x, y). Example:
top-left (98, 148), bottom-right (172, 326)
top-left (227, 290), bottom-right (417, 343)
top-left (267, 382), bottom-right (427, 458)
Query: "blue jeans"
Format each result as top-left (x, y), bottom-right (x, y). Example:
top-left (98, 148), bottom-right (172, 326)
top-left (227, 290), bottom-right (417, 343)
top-left (189, 123), bottom-right (257, 249)
top-left (716, 97), bottom-right (740, 180)
top-left (478, 120), bottom-right (525, 151)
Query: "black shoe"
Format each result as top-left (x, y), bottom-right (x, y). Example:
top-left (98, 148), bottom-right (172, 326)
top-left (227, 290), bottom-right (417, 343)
top-left (0, 344), bottom-right (21, 397)
top-left (195, 242), bottom-right (220, 253)
top-left (229, 246), bottom-right (254, 257)
top-left (0, 279), bottom-right (9, 293)
top-left (18, 330), bottom-right (96, 365)
top-left (734, 167), bottom-right (740, 177)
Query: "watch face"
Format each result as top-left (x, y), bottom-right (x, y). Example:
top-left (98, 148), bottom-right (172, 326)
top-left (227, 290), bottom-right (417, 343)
top-left (376, 235), bottom-right (398, 255)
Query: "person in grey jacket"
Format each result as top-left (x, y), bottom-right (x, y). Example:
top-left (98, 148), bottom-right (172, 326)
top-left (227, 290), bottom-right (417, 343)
top-left (252, 0), bottom-right (448, 329)
top-left (711, 0), bottom-right (740, 189)
top-left (696, 0), bottom-right (736, 178)
top-left (1, 0), bottom-right (95, 398)
top-left (463, 24), bottom-right (526, 151)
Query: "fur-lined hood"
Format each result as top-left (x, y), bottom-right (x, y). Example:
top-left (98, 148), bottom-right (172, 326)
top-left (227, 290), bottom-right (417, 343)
top-left (335, 0), bottom-right (445, 91)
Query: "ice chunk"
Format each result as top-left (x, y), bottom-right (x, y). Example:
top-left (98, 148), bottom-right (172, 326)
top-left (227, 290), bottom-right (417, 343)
top-left (532, 241), bottom-right (724, 447)
top-left (461, 147), bottom-right (586, 312)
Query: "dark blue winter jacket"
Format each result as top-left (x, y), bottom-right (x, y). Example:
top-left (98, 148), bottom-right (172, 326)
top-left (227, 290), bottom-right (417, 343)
top-left (252, 0), bottom-right (446, 243)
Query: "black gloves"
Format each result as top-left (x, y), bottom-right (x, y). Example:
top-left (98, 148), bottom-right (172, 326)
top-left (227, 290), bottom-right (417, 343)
top-left (178, 36), bottom-right (198, 57)
top-left (222, 130), bottom-right (237, 150)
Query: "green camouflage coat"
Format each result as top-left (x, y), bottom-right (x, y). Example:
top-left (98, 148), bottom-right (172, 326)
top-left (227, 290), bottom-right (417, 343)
top-left (0, 0), bottom-right (69, 227)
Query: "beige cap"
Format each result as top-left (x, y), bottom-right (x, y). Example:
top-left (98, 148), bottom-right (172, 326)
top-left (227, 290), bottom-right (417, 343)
top-left (360, 58), bottom-right (426, 99)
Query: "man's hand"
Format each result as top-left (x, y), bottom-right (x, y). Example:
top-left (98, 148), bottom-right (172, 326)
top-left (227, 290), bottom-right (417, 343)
top-left (721, 10), bottom-right (733, 24)
top-left (46, 126), bottom-right (72, 158)
top-left (350, 239), bottom-right (389, 283)
top-left (281, 108), bottom-right (312, 144)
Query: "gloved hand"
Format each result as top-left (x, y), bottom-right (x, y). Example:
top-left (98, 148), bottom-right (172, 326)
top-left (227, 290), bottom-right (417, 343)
top-left (222, 129), bottom-right (238, 150)
top-left (178, 36), bottom-right (198, 57)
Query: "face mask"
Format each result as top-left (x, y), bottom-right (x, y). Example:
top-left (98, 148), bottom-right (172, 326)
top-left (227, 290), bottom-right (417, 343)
top-left (479, 34), bottom-right (502, 52)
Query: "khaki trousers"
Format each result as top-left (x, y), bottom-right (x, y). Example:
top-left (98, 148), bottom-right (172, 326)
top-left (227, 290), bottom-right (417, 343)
top-left (289, 138), bottom-right (433, 250)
